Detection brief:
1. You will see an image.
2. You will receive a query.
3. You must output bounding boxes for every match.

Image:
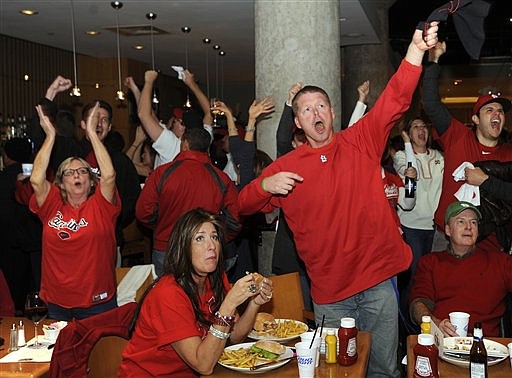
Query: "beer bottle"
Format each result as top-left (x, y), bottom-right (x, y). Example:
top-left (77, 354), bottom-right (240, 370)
top-left (404, 162), bottom-right (416, 198)
top-left (469, 322), bottom-right (487, 378)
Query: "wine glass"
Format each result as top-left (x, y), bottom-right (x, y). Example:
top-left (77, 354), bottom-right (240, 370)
top-left (210, 98), bottom-right (222, 127)
top-left (25, 292), bottom-right (48, 349)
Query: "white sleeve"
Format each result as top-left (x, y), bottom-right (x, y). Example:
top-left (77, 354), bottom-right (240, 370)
top-left (347, 101), bottom-right (367, 128)
top-left (152, 129), bottom-right (181, 168)
top-left (398, 187), bottom-right (416, 211)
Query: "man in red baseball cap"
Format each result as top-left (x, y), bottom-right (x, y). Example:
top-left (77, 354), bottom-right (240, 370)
top-left (423, 41), bottom-right (512, 253)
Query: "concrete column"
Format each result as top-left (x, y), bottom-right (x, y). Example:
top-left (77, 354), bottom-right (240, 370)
top-left (340, 0), bottom-right (419, 127)
top-left (254, 0), bottom-right (341, 159)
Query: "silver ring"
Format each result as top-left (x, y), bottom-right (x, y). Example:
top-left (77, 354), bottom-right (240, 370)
top-left (265, 292), bottom-right (273, 299)
top-left (249, 284), bottom-right (257, 294)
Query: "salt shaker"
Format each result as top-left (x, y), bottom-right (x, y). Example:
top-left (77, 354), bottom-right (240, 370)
top-left (17, 320), bottom-right (26, 347)
top-left (8, 323), bottom-right (18, 352)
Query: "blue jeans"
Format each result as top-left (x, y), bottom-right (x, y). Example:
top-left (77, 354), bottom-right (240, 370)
top-left (48, 295), bottom-right (117, 321)
top-left (314, 278), bottom-right (400, 377)
top-left (152, 249), bottom-right (165, 277)
top-left (402, 226), bottom-right (435, 278)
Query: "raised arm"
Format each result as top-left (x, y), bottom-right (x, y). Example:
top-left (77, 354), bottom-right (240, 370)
top-left (183, 69), bottom-right (213, 126)
top-left (126, 125), bottom-right (151, 177)
top-left (405, 22), bottom-right (438, 66)
top-left (276, 82), bottom-right (303, 157)
top-left (124, 76), bottom-right (141, 106)
top-left (423, 41), bottom-right (451, 135)
top-left (347, 80), bottom-right (369, 127)
top-left (83, 103), bottom-right (117, 203)
top-left (245, 96), bottom-right (275, 142)
top-left (30, 105), bottom-right (55, 207)
top-left (138, 71), bottom-right (164, 142)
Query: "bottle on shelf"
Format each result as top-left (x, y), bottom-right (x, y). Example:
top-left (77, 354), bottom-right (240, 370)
top-left (469, 321), bottom-right (488, 378)
top-left (404, 161), bottom-right (416, 198)
top-left (413, 333), bottom-right (439, 378)
top-left (420, 315), bottom-right (431, 334)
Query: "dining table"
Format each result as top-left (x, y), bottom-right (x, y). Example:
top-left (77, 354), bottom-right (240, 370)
top-left (407, 334), bottom-right (512, 377)
top-left (204, 330), bottom-right (371, 377)
top-left (0, 316), bottom-right (54, 378)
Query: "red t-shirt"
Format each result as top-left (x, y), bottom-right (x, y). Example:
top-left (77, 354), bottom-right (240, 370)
top-left (434, 119), bottom-right (512, 230)
top-left (119, 274), bottom-right (230, 377)
top-left (29, 183), bottom-right (121, 308)
top-left (409, 248), bottom-right (512, 336)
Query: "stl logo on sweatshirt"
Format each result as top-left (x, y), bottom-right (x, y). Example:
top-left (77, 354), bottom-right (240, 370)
top-left (48, 211), bottom-right (89, 236)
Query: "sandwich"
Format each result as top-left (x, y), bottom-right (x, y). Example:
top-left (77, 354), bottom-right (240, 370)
top-left (253, 312), bottom-right (277, 333)
top-left (250, 340), bottom-right (286, 361)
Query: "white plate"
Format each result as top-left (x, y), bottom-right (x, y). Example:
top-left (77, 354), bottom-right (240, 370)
top-left (218, 342), bottom-right (293, 374)
top-left (440, 337), bottom-right (509, 368)
top-left (248, 319), bottom-right (308, 342)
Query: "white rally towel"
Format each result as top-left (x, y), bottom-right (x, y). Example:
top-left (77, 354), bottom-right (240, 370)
top-left (452, 162), bottom-right (480, 206)
top-left (117, 264), bottom-right (157, 306)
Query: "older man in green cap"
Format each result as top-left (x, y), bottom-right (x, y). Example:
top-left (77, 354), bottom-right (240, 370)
top-left (409, 201), bottom-right (512, 337)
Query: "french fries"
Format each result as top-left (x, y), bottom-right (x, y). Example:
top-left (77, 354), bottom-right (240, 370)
top-left (256, 320), bottom-right (307, 338)
top-left (219, 347), bottom-right (258, 368)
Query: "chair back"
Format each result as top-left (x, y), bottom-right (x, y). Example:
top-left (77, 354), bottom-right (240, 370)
top-left (87, 336), bottom-right (128, 377)
top-left (259, 272), bottom-right (306, 321)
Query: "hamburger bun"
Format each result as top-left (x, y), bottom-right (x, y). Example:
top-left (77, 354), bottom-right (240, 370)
top-left (251, 340), bottom-right (286, 360)
top-left (253, 312), bottom-right (277, 332)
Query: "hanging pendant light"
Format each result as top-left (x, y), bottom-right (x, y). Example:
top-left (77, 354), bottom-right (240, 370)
top-left (111, 1), bottom-right (124, 101)
top-left (202, 37), bottom-right (211, 99)
top-left (213, 44), bottom-right (221, 99)
top-left (181, 26), bottom-right (192, 108)
top-left (70, 0), bottom-right (81, 97)
top-left (219, 50), bottom-right (226, 100)
top-left (146, 12), bottom-right (159, 104)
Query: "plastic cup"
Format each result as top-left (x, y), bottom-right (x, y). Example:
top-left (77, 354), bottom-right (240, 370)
top-left (508, 342), bottom-right (512, 368)
top-left (22, 163), bottom-right (33, 176)
top-left (449, 312), bottom-right (470, 336)
top-left (300, 332), bottom-right (321, 367)
top-left (295, 341), bottom-right (316, 378)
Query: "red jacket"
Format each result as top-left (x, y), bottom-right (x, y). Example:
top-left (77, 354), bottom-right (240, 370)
top-left (136, 150), bottom-right (240, 250)
top-left (49, 302), bottom-right (137, 377)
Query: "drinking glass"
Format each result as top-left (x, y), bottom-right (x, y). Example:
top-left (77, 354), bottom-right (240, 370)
top-left (210, 98), bottom-right (222, 127)
top-left (25, 292), bottom-right (48, 349)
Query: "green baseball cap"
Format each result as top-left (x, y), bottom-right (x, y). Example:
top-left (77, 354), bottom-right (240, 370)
top-left (444, 201), bottom-right (482, 224)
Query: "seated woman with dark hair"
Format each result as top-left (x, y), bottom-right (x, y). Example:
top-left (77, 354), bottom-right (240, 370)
top-left (119, 208), bottom-right (274, 377)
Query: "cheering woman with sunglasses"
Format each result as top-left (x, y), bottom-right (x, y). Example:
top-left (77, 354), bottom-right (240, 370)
top-left (30, 102), bottom-right (121, 321)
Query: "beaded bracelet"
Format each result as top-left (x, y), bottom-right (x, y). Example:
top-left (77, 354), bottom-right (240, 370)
top-left (213, 311), bottom-right (236, 327)
top-left (209, 325), bottom-right (230, 340)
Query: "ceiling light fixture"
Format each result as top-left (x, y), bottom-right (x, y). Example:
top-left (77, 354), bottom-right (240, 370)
top-left (146, 12), bottom-right (159, 104)
top-left (111, 1), bottom-right (125, 101)
top-left (69, 0), bottom-right (81, 97)
top-left (203, 37), bottom-right (211, 99)
top-left (86, 30), bottom-right (100, 36)
top-left (134, 44), bottom-right (144, 50)
top-left (219, 51), bottom-right (226, 99)
top-left (20, 10), bottom-right (38, 16)
top-left (213, 44), bottom-right (220, 98)
top-left (182, 26), bottom-right (192, 108)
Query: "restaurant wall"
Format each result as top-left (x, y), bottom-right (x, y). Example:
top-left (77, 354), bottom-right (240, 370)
top-left (0, 34), bottom-right (185, 148)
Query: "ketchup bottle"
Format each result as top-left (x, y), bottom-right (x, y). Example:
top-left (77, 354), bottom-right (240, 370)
top-left (413, 334), bottom-right (439, 378)
top-left (338, 317), bottom-right (358, 366)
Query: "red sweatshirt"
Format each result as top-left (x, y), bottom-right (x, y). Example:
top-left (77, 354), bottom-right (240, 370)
top-left (238, 60), bottom-right (419, 304)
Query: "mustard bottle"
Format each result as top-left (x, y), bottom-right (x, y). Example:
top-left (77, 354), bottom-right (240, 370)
top-left (325, 329), bottom-right (337, 363)
top-left (420, 315), bottom-right (431, 334)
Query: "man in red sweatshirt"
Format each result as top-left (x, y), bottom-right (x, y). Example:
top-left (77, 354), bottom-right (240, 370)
top-left (238, 23), bottom-right (439, 376)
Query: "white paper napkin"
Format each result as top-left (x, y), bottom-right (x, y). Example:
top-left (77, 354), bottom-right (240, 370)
top-left (0, 337), bottom-right (54, 363)
top-left (452, 162), bottom-right (480, 205)
top-left (117, 264), bottom-right (157, 306)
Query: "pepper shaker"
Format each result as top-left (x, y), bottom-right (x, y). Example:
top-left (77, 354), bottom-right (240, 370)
top-left (8, 323), bottom-right (18, 352)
